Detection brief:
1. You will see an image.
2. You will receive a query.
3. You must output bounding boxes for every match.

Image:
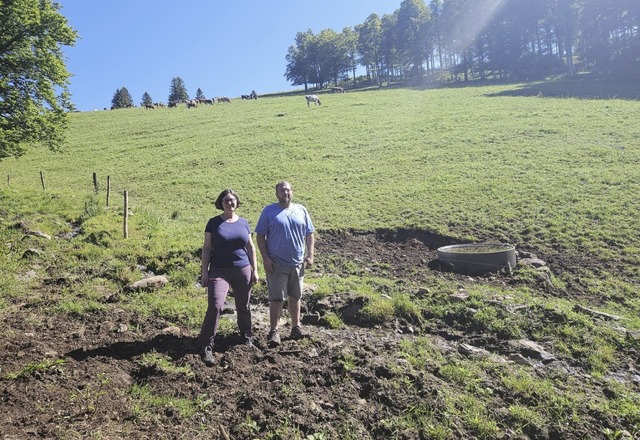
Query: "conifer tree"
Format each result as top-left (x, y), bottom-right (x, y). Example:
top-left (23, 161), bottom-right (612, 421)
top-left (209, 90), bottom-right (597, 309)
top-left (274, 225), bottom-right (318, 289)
top-left (168, 77), bottom-right (189, 103)
top-left (141, 92), bottom-right (153, 106)
top-left (111, 87), bottom-right (134, 109)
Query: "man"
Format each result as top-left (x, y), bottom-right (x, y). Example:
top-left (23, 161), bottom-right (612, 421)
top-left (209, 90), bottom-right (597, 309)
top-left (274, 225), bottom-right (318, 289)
top-left (255, 181), bottom-right (315, 347)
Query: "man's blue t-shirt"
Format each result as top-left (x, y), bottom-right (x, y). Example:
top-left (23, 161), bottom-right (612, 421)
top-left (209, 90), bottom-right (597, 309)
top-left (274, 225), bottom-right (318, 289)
top-left (205, 216), bottom-right (251, 268)
top-left (255, 203), bottom-right (314, 267)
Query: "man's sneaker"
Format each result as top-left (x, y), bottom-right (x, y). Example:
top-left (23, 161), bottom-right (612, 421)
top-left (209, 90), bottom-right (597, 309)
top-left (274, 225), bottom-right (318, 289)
top-left (200, 345), bottom-right (215, 367)
top-left (243, 337), bottom-right (259, 349)
top-left (267, 329), bottom-right (281, 347)
top-left (290, 326), bottom-right (307, 340)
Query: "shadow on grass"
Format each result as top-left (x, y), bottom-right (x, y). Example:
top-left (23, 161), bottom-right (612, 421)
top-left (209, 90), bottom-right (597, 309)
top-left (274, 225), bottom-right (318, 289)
top-left (484, 76), bottom-right (640, 100)
top-left (373, 227), bottom-right (461, 249)
top-left (269, 75), bottom-right (640, 100)
top-left (405, 74), bottom-right (640, 100)
top-left (65, 332), bottom-right (249, 362)
top-left (66, 334), bottom-right (196, 363)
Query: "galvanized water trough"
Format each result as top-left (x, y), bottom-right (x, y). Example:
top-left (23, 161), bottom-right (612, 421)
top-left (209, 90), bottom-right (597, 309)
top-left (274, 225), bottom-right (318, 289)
top-left (437, 243), bottom-right (516, 275)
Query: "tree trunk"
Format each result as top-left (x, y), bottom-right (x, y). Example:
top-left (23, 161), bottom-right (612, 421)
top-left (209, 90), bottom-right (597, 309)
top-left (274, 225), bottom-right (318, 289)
top-left (559, 0), bottom-right (576, 76)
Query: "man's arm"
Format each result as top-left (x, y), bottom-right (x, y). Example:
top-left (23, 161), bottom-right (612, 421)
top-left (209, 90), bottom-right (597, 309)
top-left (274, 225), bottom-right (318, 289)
top-left (256, 233), bottom-right (274, 274)
top-left (304, 233), bottom-right (315, 268)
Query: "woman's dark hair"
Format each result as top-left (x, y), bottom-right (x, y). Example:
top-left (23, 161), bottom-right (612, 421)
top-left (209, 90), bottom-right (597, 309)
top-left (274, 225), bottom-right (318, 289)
top-left (214, 189), bottom-right (242, 210)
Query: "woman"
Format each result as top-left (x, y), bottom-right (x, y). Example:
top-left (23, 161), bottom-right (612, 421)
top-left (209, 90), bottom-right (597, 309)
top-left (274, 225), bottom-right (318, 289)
top-left (198, 189), bottom-right (259, 367)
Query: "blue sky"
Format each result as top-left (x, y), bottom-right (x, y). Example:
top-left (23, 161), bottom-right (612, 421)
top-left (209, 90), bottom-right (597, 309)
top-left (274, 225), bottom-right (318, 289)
top-left (58, 1), bottom-right (403, 111)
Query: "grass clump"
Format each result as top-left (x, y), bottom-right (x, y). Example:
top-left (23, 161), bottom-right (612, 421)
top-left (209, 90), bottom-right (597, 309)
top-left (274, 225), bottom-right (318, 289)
top-left (69, 373), bottom-right (111, 415)
top-left (397, 336), bottom-right (445, 371)
top-left (137, 352), bottom-right (194, 378)
top-left (129, 384), bottom-right (212, 420)
top-left (3, 358), bottom-right (65, 380)
top-left (320, 311), bottom-right (345, 329)
top-left (360, 295), bottom-right (394, 325)
top-left (508, 404), bottom-right (545, 436)
top-left (126, 288), bottom-right (204, 331)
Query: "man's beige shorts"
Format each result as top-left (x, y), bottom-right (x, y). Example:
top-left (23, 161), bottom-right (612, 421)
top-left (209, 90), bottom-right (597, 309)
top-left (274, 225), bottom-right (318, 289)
top-left (267, 261), bottom-right (304, 302)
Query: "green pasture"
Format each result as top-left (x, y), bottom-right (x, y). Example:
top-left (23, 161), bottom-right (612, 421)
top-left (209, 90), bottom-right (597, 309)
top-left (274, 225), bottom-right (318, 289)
top-left (2, 79), bottom-right (638, 289)
top-left (1, 77), bottom-right (639, 438)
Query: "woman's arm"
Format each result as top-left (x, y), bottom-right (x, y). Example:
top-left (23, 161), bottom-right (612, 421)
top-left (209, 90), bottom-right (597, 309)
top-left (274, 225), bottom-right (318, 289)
top-left (200, 232), bottom-right (213, 287)
top-left (246, 234), bottom-right (259, 284)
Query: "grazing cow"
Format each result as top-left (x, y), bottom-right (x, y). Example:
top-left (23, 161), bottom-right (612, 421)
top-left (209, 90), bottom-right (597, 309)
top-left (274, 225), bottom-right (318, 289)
top-left (168, 101), bottom-right (178, 108)
top-left (217, 97), bottom-right (231, 103)
top-left (203, 99), bottom-right (214, 105)
top-left (306, 94), bottom-right (321, 107)
top-left (330, 87), bottom-right (345, 93)
top-left (250, 90), bottom-right (257, 99)
top-left (241, 94), bottom-right (251, 100)
top-left (187, 100), bottom-right (197, 108)
top-left (144, 104), bottom-right (155, 109)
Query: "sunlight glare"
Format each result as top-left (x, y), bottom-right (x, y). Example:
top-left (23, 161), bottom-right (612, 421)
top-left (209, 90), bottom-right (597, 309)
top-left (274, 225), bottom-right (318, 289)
top-left (455, 0), bottom-right (509, 50)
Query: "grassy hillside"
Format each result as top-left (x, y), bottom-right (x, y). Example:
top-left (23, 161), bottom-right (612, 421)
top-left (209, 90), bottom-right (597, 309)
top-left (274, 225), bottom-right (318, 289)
top-left (2, 79), bottom-right (638, 296)
top-left (1, 78), bottom-right (639, 439)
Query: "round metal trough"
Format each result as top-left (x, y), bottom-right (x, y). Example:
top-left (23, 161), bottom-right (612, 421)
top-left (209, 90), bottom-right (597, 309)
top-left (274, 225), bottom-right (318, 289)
top-left (437, 243), bottom-right (516, 275)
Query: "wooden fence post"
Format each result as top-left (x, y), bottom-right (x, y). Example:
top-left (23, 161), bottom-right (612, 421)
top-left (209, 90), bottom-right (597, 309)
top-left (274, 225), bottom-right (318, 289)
top-left (93, 172), bottom-right (99, 192)
top-left (40, 171), bottom-right (46, 191)
top-left (123, 191), bottom-right (129, 239)
top-left (106, 176), bottom-right (111, 206)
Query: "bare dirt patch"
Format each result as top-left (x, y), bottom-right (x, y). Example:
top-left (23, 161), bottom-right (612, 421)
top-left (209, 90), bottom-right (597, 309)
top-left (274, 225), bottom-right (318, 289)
top-left (1, 230), bottom-right (637, 439)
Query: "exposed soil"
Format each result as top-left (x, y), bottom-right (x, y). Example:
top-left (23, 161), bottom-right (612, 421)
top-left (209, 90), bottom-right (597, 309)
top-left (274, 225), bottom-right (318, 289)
top-left (1, 230), bottom-right (637, 439)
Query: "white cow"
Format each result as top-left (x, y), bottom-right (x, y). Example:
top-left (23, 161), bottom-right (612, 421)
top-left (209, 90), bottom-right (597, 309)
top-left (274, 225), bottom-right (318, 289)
top-left (305, 94), bottom-right (321, 107)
